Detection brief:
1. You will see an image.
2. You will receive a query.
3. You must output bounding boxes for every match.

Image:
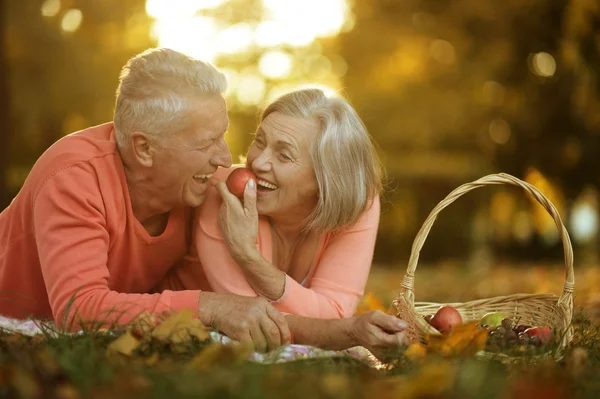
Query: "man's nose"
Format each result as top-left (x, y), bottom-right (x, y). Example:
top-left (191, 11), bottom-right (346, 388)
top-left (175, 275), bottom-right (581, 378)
top-left (212, 138), bottom-right (232, 168)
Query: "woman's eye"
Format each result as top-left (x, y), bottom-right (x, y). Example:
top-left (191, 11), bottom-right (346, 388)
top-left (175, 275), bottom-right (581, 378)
top-left (280, 153), bottom-right (292, 161)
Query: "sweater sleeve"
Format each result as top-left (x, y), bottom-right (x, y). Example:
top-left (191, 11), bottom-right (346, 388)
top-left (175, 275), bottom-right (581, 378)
top-left (33, 164), bottom-right (199, 329)
top-left (273, 196), bottom-right (380, 318)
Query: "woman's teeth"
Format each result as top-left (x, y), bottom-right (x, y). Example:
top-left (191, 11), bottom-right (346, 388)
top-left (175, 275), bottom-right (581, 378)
top-left (257, 180), bottom-right (278, 190)
top-left (193, 173), bottom-right (213, 182)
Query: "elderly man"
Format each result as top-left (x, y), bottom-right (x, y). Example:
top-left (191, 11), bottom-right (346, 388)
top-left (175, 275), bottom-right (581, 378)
top-left (0, 48), bottom-right (290, 347)
top-left (0, 48), bottom-right (410, 357)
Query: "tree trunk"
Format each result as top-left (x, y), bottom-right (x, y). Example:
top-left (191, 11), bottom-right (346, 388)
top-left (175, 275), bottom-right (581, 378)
top-left (0, 0), bottom-right (10, 209)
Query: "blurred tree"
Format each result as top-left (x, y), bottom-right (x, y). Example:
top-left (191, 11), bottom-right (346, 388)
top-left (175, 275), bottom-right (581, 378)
top-left (4, 0), bottom-right (152, 204)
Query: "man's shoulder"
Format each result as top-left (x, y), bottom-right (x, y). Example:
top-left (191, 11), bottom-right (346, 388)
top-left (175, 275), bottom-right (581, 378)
top-left (22, 122), bottom-right (120, 198)
top-left (47, 122), bottom-right (117, 162)
top-left (31, 122), bottom-right (117, 174)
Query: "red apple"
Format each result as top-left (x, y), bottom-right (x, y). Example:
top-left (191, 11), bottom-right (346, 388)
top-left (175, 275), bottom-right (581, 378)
top-left (226, 168), bottom-right (257, 199)
top-left (524, 326), bottom-right (554, 345)
top-left (429, 306), bottom-right (463, 334)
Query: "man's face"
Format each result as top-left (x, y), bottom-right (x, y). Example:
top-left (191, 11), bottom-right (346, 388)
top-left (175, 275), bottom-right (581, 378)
top-left (152, 95), bottom-right (232, 208)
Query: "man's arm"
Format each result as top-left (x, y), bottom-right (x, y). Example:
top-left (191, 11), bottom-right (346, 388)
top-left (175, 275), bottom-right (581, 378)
top-left (33, 163), bottom-right (290, 353)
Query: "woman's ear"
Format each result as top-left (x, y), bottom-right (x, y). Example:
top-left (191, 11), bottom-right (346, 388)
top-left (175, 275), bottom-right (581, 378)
top-left (130, 131), bottom-right (154, 167)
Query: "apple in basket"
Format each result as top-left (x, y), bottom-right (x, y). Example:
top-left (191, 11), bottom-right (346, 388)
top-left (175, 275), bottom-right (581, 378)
top-left (427, 306), bottom-right (463, 334)
top-left (524, 326), bottom-right (554, 345)
top-left (479, 312), bottom-right (504, 329)
top-left (226, 167), bottom-right (257, 199)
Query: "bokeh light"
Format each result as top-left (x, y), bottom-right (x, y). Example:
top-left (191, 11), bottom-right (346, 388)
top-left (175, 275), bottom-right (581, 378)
top-left (259, 51), bottom-right (293, 79)
top-left (61, 9), bottom-right (83, 33)
top-left (40, 0), bottom-right (61, 18)
top-left (145, 0), bottom-right (352, 105)
top-left (530, 52), bottom-right (556, 77)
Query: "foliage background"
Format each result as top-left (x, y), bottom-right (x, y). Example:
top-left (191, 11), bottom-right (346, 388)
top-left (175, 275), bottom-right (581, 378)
top-left (2, 0), bottom-right (600, 299)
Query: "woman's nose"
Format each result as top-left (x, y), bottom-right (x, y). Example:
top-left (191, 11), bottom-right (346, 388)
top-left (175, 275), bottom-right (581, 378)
top-left (251, 150), bottom-right (272, 172)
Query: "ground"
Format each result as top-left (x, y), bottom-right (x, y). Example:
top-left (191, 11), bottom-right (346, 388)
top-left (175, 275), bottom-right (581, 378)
top-left (0, 262), bottom-right (598, 398)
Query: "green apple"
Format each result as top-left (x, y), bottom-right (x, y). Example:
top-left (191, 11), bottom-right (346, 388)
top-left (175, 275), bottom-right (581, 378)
top-left (479, 312), bottom-right (504, 328)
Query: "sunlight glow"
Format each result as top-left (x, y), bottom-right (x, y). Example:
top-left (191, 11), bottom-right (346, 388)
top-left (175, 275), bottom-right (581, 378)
top-left (146, 0), bottom-right (350, 63)
top-left (152, 17), bottom-right (219, 62)
top-left (41, 0), bottom-right (61, 17)
top-left (530, 52), bottom-right (556, 77)
top-left (259, 51), bottom-right (293, 79)
top-left (61, 9), bottom-right (83, 33)
top-left (146, 0), bottom-right (225, 19)
top-left (217, 23), bottom-right (254, 54)
top-left (236, 75), bottom-right (266, 106)
top-left (146, 0), bottom-right (351, 104)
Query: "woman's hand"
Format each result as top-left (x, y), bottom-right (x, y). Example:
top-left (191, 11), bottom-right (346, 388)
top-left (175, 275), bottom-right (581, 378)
top-left (216, 179), bottom-right (260, 264)
top-left (347, 311), bottom-right (410, 360)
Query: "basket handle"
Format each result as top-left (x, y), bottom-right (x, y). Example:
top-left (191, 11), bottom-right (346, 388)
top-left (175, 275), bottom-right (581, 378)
top-left (400, 173), bottom-right (575, 310)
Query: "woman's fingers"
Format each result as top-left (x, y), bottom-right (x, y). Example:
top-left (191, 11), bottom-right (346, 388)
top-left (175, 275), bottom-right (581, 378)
top-left (215, 181), bottom-right (238, 203)
top-left (369, 310), bottom-right (408, 333)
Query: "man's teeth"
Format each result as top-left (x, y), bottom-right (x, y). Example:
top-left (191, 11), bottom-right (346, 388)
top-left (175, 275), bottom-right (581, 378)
top-left (193, 173), bottom-right (213, 182)
top-left (257, 180), bottom-right (278, 190)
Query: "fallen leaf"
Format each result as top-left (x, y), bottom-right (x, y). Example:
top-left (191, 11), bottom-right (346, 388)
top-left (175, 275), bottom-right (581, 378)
top-left (356, 292), bottom-right (388, 314)
top-left (426, 322), bottom-right (488, 357)
top-left (404, 343), bottom-right (427, 362)
top-left (55, 384), bottom-right (80, 399)
top-left (151, 309), bottom-right (209, 344)
top-left (108, 331), bottom-right (141, 356)
top-left (187, 342), bottom-right (253, 371)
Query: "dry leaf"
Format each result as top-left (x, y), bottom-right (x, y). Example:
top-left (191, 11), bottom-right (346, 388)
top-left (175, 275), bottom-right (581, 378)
top-left (187, 342), bottom-right (253, 371)
top-left (55, 384), bottom-right (80, 399)
top-left (356, 292), bottom-right (387, 314)
top-left (108, 331), bottom-right (141, 356)
top-left (404, 343), bottom-right (427, 362)
top-left (369, 362), bottom-right (456, 399)
top-left (151, 309), bottom-right (209, 344)
top-left (425, 322), bottom-right (488, 357)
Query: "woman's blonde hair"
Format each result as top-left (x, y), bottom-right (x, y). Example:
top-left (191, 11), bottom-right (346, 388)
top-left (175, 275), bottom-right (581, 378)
top-left (262, 88), bottom-right (383, 233)
top-left (114, 48), bottom-right (227, 149)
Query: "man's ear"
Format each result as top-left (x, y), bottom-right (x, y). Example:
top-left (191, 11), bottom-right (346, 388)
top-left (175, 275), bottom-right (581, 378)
top-left (130, 131), bottom-right (154, 167)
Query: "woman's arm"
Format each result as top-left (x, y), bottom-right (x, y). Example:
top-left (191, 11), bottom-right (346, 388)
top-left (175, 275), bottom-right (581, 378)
top-left (286, 310), bottom-right (409, 359)
top-left (217, 177), bottom-right (380, 317)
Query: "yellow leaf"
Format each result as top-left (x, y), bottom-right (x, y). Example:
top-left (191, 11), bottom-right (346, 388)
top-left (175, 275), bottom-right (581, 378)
top-left (151, 308), bottom-right (209, 344)
top-left (108, 331), bottom-right (141, 356)
top-left (356, 292), bottom-right (387, 314)
top-left (187, 343), bottom-right (253, 371)
top-left (404, 343), bottom-right (427, 362)
top-left (425, 322), bottom-right (488, 357)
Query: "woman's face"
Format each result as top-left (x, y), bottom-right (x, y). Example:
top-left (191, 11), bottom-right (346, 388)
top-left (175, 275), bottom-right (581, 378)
top-left (246, 112), bottom-right (320, 222)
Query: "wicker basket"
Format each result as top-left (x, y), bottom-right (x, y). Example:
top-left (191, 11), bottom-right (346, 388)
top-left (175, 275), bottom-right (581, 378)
top-left (393, 173), bottom-right (575, 361)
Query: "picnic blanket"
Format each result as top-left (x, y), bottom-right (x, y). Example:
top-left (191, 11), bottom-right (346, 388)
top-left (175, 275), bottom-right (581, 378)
top-left (0, 315), bottom-right (381, 367)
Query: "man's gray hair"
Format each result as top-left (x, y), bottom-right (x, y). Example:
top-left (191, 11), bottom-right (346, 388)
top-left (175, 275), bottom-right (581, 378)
top-left (262, 88), bottom-right (383, 233)
top-left (114, 48), bottom-right (227, 149)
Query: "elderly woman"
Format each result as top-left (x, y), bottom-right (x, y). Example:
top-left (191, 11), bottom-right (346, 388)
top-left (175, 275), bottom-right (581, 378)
top-left (169, 88), bottom-right (381, 319)
top-left (162, 88), bottom-right (403, 354)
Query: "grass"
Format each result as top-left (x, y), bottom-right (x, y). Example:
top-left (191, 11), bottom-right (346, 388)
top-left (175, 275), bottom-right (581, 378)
top-left (1, 262), bottom-right (600, 398)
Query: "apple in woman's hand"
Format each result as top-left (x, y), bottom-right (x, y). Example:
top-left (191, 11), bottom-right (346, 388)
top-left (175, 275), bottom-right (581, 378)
top-left (429, 306), bottom-right (463, 334)
top-left (226, 168), bottom-right (257, 199)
